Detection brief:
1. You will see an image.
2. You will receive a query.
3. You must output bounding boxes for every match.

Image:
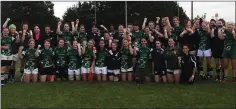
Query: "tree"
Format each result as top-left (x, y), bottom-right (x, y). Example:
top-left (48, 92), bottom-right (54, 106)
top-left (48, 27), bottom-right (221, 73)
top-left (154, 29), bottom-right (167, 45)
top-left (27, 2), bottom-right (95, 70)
top-left (62, 1), bottom-right (189, 31)
top-left (1, 1), bottom-right (58, 31)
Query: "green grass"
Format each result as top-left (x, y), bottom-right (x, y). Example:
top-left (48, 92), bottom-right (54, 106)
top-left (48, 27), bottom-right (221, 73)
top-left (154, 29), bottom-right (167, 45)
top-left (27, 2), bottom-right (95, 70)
top-left (1, 60), bottom-right (236, 108)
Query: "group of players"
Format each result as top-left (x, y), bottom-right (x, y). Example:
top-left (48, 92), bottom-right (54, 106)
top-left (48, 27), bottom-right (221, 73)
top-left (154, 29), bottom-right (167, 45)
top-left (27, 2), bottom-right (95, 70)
top-left (1, 16), bottom-right (236, 85)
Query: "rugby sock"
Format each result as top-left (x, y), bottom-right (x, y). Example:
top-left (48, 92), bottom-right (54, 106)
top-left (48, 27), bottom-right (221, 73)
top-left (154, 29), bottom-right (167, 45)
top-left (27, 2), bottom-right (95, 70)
top-left (12, 69), bottom-right (16, 79)
top-left (75, 75), bottom-right (80, 81)
top-left (207, 67), bottom-right (213, 76)
top-left (68, 74), bottom-right (74, 81)
top-left (199, 66), bottom-right (204, 75)
top-left (216, 68), bottom-right (221, 77)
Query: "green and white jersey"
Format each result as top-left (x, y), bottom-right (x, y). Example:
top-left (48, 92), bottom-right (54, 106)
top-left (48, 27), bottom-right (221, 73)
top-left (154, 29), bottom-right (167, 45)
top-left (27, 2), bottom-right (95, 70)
top-left (197, 29), bottom-right (211, 50)
top-left (53, 47), bottom-right (67, 68)
top-left (82, 47), bottom-right (94, 68)
top-left (120, 48), bottom-right (133, 69)
top-left (39, 48), bottom-right (54, 68)
top-left (67, 48), bottom-right (81, 70)
top-left (95, 49), bottom-right (108, 67)
top-left (1, 36), bottom-right (13, 56)
top-left (224, 30), bottom-right (236, 52)
top-left (173, 26), bottom-right (184, 36)
top-left (60, 31), bottom-right (73, 42)
top-left (164, 47), bottom-right (182, 69)
top-left (22, 48), bottom-right (37, 70)
top-left (136, 47), bottom-right (151, 68)
top-left (77, 32), bottom-right (87, 43)
top-left (132, 31), bottom-right (145, 48)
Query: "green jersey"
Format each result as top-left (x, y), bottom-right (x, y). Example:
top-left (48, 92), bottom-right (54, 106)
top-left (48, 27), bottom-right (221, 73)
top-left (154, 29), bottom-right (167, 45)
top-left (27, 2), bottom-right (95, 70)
top-left (95, 49), bottom-right (108, 67)
top-left (173, 26), bottom-right (184, 36)
top-left (39, 48), bottom-right (54, 68)
top-left (54, 47), bottom-right (67, 68)
top-left (132, 31), bottom-right (145, 47)
top-left (60, 31), bottom-right (73, 42)
top-left (197, 29), bottom-right (211, 50)
top-left (22, 48), bottom-right (37, 70)
top-left (136, 47), bottom-right (151, 68)
top-left (224, 30), bottom-right (236, 52)
top-left (77, 32), bottom-right (87, 43)
top-left (67, 49), bottom-right (81, 70)
top-left (164, 47), bottom-right (182, 69)
top-left (120, 48), bottom-right (133, 69)
top-left (82, 47), bottom-right (94, 68)
top-left (1, 36), bottom-right (13, 56)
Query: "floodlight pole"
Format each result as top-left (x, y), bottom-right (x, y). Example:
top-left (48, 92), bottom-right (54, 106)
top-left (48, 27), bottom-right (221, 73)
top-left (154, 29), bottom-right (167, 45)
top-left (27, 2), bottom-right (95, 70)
top-left (95, 1), bottom-right (97, 24)
top-left (191, 1), bottom-right (193, 23)
top-left (125, 1), bottom-right (128, 28)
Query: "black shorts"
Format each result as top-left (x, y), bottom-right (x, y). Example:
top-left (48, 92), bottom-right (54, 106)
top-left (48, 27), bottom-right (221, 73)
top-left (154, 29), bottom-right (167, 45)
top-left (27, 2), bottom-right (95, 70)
top-left (154, 70), bottom-right (167, 76)
top-left (56, 67), bottom-right (68, 77)
top-left (1, 60), bottom-right (12, 67)
top-left (135, 67), bottom-right (150, 78)
top-left (40, 67), bottom-right (55, 75)
top-left (212, 48), bottom-right (223, 59)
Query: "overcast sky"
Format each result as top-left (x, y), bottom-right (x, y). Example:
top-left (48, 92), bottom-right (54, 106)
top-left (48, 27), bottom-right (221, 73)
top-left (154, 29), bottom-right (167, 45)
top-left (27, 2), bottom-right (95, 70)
top-left (53, 1), bottom-right (235, 22)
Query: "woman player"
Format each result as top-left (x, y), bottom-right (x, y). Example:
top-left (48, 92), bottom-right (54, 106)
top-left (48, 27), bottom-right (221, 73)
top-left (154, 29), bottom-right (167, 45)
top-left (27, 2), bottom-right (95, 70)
top-left (221, 22), bottom-right (236, 83)
top-left (151, 40), bottom-right (167, 83)
top-left (67, 40), bottom-right (82, 81)
top-left (164, 38), bottom-right (182, 83)
top-left (38, 40), bottom-right (55, 82)
top-left (1, 28), bottom-right (13, 85)
top-left (180, 45), bottom-right (197, 84)
top-left (18, 39), bottom-right (39, 83)
top-left (54, 39), bottom-right (68, 81)
top-left (81, 39), bottom-right (96, 81)
top-left (134, 38), bottom-right (152, 84)
top-left (120, 39), bottom-right (134, 82)
top-left (107, 42), bottom-right (121, 81)
top-left (95, 38), bottom-right (108, 81)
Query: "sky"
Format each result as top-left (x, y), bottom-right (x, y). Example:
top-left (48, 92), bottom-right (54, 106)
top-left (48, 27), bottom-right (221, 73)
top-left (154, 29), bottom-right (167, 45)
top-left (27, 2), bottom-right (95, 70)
top-left (53, 1), bottom-right (235, 22)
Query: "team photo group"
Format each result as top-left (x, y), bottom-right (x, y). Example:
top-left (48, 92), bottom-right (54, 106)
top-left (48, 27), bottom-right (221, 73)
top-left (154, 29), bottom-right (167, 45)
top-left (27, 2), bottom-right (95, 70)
top-left (1, 15), bottom-right (236, 86)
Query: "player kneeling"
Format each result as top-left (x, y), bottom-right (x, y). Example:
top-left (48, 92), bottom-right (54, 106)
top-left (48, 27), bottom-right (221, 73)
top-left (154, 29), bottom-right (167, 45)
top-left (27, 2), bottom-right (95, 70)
top-left (67, 40), bottom-right (82, 81)
top-left (180, 45), bottom-right (197, 84)
top-left (18, 39), bottom-right (39, 83)
top-left (95, 39), bottom-right (108, 81)
top-left (151, 40), bottom-right (167, 83)
top-left (38, 40), bottom-right (55, 82)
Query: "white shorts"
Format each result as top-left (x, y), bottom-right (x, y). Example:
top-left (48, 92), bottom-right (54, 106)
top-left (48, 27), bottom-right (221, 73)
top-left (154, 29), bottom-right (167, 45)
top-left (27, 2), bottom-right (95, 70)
top-left (167, 69), bottom-right (181, 74)
top-left (121, 67), bottom-right (133, 73)
top-left (95, 67), bottom-right (107, 74)
top-left (81, 67), bottom-right (91, 74)
top-left (13, 54), bottom-right (19, 61)
top-left (1, 54), bottom-right (13, 60)
top-left (68, 69), bottom-right (81, 75)
top-left (24, 68), bottom-right (38, 74)
top-left (107, 69), bottom-right (120, 75)
top-left (197, 49), bottom-right (212, 57)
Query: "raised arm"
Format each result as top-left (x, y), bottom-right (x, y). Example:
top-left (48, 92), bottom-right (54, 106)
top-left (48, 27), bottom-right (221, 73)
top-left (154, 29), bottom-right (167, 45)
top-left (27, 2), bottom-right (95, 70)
top-left (21, 30), bottom-right (26, 43)
top-left (142, 17), bottom-right (147, 30)
top-left (100, 25), bottom-right (108, 31)
top-left (57, 20), bottom-right (62, 34)
top-left (18, 46), bottom-right (24, 59)
top-left (35, 45), bottom-right (41, 57)
top-left (2, 18), bottom-right (10, 28)
top-left (75, 19), bottom-right (79, 33)
top-left (71, 21), bottom-right (76, 33)
top-left (156, 17), bottom-right (160, 24)
top-left (129, 41), bottom-right (134, 55)
top-left (77, 43), bottom-right (82, 56)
